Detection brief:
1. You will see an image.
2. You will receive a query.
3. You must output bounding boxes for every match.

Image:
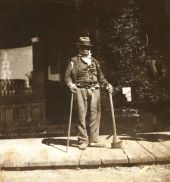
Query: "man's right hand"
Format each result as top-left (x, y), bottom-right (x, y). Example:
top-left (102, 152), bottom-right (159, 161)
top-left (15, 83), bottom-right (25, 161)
top-left (68, 83), bottom-right (77, 93)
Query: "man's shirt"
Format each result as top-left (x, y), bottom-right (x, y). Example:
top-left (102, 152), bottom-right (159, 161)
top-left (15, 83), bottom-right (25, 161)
top-left (76, 57), bottom-right (98, 84)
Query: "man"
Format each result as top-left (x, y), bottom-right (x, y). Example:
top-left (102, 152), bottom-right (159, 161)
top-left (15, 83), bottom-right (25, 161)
top-left (65, 37), bottom-right (113, 150)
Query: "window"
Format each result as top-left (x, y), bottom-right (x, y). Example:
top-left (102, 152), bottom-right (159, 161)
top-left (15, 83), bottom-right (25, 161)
top-left (0, 46), bottom-right (33, 96)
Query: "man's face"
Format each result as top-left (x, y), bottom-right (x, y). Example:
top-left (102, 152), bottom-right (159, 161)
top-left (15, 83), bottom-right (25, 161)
top-left (79, 47), bottom-right (91, 56)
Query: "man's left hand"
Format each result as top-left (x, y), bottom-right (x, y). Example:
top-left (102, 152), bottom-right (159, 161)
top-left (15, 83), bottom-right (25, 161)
top-left (106, 83), bottom-right (113, 94)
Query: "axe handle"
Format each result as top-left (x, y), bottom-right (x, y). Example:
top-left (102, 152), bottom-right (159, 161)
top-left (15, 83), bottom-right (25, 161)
top-left (66, 92), bottom-right (74, 152)
top-left (109, 93), bottom-right (117, 137)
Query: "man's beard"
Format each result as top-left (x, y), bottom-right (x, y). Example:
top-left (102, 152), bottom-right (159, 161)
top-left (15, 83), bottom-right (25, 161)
top-left (80, 50), bottom-right (92, 57)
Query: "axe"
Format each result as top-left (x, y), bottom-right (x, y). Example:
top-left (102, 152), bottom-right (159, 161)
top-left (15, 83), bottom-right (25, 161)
top-left (109, 92), bottom-right (123, 148)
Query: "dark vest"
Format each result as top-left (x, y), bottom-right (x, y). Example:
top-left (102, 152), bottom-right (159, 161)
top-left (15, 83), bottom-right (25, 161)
top-left (70, 56), bottom-right (101, 83)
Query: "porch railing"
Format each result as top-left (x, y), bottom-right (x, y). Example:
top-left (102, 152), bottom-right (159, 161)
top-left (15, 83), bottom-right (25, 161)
top-left (0, 79), bottom-right (32, 96)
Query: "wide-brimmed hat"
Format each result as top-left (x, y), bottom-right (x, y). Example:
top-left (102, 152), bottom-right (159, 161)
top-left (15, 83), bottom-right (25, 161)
top-left (76, 37), bottom-right (93, 47)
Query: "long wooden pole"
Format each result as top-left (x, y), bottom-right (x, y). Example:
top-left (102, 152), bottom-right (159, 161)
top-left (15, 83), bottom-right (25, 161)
top-left (66, 92), bottom-right (74, 152)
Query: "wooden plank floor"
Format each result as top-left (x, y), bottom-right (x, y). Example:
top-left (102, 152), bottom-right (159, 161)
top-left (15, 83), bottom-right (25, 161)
top-left (122, 140), bottom-right (156, 163)
top-left (0, 132), bottom-right (170, 168)
top-left (77, 132), bottom-right (170, 166)
top-left (135, 132), bottom-right (170, 163)
top-left (137, 140), bottom-right (170, 162)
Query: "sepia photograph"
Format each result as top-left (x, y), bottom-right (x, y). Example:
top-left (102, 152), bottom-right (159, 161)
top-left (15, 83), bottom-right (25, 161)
top-left (0, 0), bottom-right (170, 181)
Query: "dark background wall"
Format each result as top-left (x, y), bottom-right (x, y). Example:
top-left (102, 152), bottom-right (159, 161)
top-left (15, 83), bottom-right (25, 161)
top-left (0, 0), bottom-right (169, 135)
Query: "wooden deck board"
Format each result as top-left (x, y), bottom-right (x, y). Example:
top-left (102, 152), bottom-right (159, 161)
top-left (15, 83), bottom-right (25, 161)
top-left (101, 147), bottom-right (128, 165)
top-left (98, 135), bottom-right (128, 165)
top-left (138, 140), bottom-right (170, 162)
top-left (158, 131), bottom-right (170, 149)
top-left (79, 147), bottom-right (102, 166)
top-left (160, 140), bottom-right (170, 149)
top-left (122, 140), bottom-right (156, 163)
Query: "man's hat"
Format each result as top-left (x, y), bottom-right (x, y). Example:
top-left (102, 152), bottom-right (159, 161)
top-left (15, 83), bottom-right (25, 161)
top-left (76, 37), bottom-right (93, 47)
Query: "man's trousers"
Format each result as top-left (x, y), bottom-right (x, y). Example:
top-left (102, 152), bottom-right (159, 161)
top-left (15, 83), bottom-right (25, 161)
top-left (75, 88), bottom-right (101, 144)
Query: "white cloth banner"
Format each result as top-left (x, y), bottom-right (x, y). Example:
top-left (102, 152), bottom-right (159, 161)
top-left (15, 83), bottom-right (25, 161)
top-left (0, 46), bottom-right (33, 80)
top-left (122, 87), bottom-right (132, 102)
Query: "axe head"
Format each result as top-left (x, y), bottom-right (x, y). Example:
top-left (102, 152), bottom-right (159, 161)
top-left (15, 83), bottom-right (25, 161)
top-left (111, 135), bottom-right (123, 149)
